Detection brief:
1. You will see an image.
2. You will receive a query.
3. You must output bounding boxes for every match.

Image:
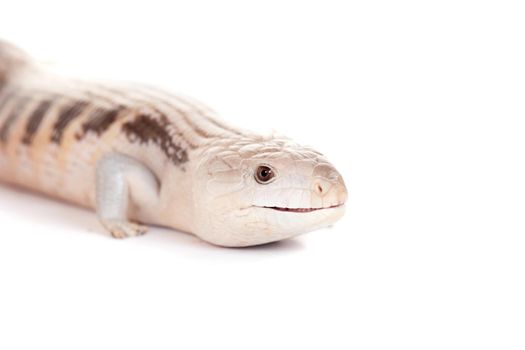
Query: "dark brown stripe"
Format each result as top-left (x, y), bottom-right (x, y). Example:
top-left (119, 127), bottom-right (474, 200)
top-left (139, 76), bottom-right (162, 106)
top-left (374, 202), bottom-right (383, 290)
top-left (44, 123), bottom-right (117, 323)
top-left (51, 100), bottom-right (89, 144)
top-left (22, 99), bottom-right (53, 145)
top-left (122, 114), bottom-right (188, 165)
top-left (0, 96), bottom-right (29, 144)
top-left (76, 107), bottom-right (121, 140)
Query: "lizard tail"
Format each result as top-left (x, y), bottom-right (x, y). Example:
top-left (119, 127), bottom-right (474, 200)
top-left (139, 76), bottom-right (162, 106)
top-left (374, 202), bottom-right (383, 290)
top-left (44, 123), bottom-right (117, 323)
top-left (0, 40), bottom-right (31, 88)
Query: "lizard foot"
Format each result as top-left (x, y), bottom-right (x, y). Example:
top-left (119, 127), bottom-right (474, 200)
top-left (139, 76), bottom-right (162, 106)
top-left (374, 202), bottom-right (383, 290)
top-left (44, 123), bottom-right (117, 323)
top-left (102, 219), bottom-right (148, 239)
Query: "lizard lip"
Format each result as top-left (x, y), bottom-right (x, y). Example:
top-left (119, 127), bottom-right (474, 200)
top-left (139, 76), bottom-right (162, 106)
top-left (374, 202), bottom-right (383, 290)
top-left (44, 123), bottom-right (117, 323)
top-left (259, 204), bottom-right (344, 213)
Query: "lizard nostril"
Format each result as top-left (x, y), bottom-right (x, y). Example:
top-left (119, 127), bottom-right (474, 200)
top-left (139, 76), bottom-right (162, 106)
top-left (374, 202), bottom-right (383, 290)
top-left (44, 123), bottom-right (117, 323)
top-left (314, 180), bottom-right (330, 197)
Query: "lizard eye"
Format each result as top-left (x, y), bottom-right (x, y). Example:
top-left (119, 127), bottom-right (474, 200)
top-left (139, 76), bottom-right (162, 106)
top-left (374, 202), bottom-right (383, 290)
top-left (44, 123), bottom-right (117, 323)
top-left (255, 165), bottom-right (276, 184)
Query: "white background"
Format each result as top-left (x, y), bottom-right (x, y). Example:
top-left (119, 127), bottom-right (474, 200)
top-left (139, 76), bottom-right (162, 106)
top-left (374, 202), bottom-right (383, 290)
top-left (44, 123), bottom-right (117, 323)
top-left (1, 1), bottom-right (524, 349)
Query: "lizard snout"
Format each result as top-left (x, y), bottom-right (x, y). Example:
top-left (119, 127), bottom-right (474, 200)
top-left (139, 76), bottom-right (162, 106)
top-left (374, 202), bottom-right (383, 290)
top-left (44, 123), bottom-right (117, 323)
top-left (311, 165), bottom-right (348, 208)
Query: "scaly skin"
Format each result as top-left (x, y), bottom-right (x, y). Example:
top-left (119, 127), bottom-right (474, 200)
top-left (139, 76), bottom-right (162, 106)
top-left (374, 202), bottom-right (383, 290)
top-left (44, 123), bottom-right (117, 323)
top-left (0, 40), bottom-right (348, 247)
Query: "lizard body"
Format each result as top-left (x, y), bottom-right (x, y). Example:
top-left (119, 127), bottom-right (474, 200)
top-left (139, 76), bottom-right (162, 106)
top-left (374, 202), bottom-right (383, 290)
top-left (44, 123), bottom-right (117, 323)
top-left (0, 41), bottom-right (347, 247)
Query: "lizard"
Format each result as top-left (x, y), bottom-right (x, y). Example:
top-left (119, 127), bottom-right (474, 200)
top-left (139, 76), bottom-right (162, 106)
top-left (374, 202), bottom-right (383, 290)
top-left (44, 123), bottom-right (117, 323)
top-left (0, 40), bottom-right (348, 247)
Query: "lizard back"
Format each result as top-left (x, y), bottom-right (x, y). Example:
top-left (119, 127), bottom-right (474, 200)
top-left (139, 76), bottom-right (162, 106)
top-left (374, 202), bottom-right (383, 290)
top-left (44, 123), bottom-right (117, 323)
top-left (0, 41), bottom-right (243, 207)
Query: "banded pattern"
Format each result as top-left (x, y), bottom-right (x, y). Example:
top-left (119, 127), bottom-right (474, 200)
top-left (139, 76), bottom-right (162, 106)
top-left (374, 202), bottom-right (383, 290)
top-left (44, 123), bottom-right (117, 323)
top-left (0, 95), bottom-right (29, 143)
top-left (56, 82), bottom-right (248, 164)
top-left (77, 106), bottom-right (122, 140)
top-left (22, 98), bottom-right (53, 144)
top-left (85, 82), bottom-right (243, 135)
top-left (122, 114), bottom-right (189, 165)
top-left (51, 100), bottom-right (89, 143)
top-left (0, 74), bottom-right (248, 168)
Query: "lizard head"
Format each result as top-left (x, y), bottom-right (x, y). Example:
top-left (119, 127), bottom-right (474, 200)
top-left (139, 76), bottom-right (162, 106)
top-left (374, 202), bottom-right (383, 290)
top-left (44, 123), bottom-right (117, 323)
top-left (192, 135), bottom-right (348, 247)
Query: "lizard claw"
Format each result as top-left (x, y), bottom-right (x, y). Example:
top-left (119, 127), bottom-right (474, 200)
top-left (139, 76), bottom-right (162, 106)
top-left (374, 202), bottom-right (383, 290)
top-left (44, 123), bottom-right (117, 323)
top-left (102, 219), bottom-right (148, 239)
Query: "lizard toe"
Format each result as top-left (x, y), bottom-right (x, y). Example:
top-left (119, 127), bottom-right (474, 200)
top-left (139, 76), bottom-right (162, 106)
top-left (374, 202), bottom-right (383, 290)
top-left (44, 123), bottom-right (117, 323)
top-left (102, 220), bottom-right (148, 239)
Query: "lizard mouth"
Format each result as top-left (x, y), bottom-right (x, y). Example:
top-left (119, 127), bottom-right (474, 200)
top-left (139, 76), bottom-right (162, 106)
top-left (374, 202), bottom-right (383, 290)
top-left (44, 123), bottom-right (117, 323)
top-left (260, 204), bottom-right (344, 213)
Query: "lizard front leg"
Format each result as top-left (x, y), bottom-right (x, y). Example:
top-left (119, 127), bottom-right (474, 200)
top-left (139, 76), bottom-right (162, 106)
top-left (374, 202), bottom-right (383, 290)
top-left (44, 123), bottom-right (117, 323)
top-left (95, 153), bottom-right (160, 239)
